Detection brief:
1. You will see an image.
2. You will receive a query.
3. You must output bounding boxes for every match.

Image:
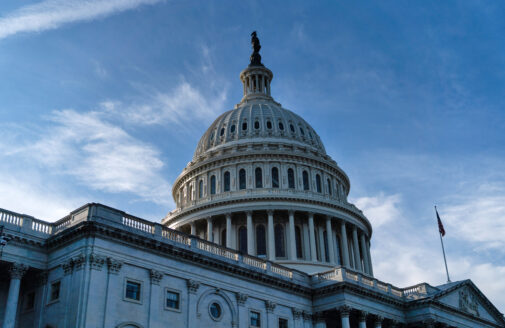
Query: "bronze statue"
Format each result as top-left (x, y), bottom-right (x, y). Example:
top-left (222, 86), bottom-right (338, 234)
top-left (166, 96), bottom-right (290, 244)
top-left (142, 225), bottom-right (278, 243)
top-left (249, 31), bottom-right (263, 67)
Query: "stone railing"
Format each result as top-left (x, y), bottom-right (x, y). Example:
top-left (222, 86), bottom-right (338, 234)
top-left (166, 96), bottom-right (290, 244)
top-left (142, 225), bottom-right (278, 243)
top-left (316, 267), bottom-right (433, 300)
top-left (1, 203), bottom-right (302, 283)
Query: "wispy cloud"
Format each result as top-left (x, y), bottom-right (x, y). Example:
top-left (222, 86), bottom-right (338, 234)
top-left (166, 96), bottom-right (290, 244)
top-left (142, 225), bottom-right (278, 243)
top-left (0, 0), bottom-right (162, 40)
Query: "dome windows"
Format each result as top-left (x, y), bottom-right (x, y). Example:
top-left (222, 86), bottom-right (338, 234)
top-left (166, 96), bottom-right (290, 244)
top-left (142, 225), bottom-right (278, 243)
top-left (220, 128), bottom-right (225, 137)
top-left (302, 171), bottom-right (310, 191)
top-left (271, 167), bottom-right (279, 188)
top-left (239, 169), bottom-right (246, 190)
top-left (287, 168), bottom-right (295, 189)
top-left (210, 175), bottom-right (216, 195)
top-left (300, 127), bottom-right (305, 136)
top-left (266, 120), bottom-right (272, 129)
top-left (230, 124), bottom-right (236, 133)
top-left (242, 122), bottom-right (248, 131)
top-left (316, 174), bottom-right (322, 193)
top-left (223, 171), bottom-right (230, 192)
top-left (290, 124), bottom-right (295, 133)
top-left (278, 122), bottom-right (284, 130)
top-left (327, 178), bottom-right (332, 195)
top-left (254, 121), bottom-right (260, 129)
top-left (255, 167), bottom-right (263, 188)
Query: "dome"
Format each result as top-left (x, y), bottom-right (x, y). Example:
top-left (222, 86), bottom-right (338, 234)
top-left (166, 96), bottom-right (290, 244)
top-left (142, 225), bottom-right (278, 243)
top-left (193, 102), bottom-right (326, 160)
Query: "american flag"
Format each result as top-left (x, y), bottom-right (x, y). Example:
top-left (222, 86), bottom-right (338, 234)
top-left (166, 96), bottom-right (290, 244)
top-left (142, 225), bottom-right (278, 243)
top-left (436, 208), bottom-right (446, 237)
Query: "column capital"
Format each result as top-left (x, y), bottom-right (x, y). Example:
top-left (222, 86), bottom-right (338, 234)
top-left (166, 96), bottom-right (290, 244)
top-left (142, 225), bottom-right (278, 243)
top-left (421, 318), bottom-right (436, 328)
top-left (307, 212), bottom-right (314, 218)
top-left (288, 210), bottom-right (295, 216)
top-left (9, 263), bottom-right (28, 279)
top-left (265, 300), bottom-right (276, 313)
top-left (150, 269), bottom-right (163, 285)
top-left (374, 315), bottom-right (384, 324)
top-left (338, 305), bottom-right (352, 316)
top-left (206, 216), bottom-right (213, 222)
top-left (62, 258), bottom-right (74, 275)
top-left (107, 257), bottom-right (123, 274)
top-left (313, 311), bottom-right (325, 323)
top-left (236, 292), bottom-right (248, 306)
top-left (245, 210), bottom-right (253, 216)
top-left (89, 253), bottom-right (106, 271)
top-left (187, 279), bottom-right (200, 294)
top-left (358, 310), bottom-right (368, 321)
top-left (302, 311), bottom-right (312, 321)
top-left (72, 253), bottom-right (86, 271)
top-left (267, 210), bottom-right (274, 216)
top-left (291, 308), bottom-right (303, 319)
top-left (225, 213), bottom-right (232, 219)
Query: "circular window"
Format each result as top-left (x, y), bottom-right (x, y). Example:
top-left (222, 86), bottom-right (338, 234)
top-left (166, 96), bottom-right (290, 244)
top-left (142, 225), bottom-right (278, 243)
top-left (230, 125), bottom-right (236, 133)
top-left (278, 122), bottom-right (284, 130)
top-left (209, 302), bottom-right (222, 321)
top-left (266, 121), bottom-right (272, 129)
top-left (254, 121), bottom-right (260, 129)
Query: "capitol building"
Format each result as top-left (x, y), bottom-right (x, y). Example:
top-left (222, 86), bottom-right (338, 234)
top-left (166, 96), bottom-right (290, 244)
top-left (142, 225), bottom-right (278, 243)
top-left (0, 33), bottom-right (503, 328)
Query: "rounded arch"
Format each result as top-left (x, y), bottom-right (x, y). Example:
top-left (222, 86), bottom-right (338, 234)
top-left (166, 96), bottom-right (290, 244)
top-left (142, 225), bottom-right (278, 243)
top-left (116, 322), bottom-right (144, 328)
top-left (196, 288), bottom-right (237, 326)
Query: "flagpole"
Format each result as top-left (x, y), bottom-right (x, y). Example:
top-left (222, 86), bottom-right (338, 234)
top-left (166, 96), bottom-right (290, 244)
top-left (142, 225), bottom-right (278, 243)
top-left (435, 206), bottom-right (451, 283)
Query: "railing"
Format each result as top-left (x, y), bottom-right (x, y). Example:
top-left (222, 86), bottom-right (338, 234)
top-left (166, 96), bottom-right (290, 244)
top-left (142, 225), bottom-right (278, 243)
top-left (162, 228), bottom-right (191, 245)
top-left (31, 219), bottom-right (52, 234)
top-left (122, 215), bottom-right (154, 234)
top-left (376, 282), bottom-right (389, 292)
top-left (0, 209), bottom-right (23, 227)
top-left (53, 215), bottom-right (73, 233)
top-left (196, 239), bottom-right (239, 261)
top-left (243, 255), bottom-right (267, 270)
top-left (271, 263), bottom-right (293, 279)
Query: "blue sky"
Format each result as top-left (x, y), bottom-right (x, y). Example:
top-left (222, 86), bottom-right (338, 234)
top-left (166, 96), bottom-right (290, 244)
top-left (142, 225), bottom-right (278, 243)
top-left (1, 0), bottom-right (504, 310)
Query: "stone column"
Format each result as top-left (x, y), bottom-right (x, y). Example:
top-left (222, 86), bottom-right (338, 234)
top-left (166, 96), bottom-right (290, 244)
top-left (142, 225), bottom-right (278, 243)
top-left (313, 312), bottom-right (326, 328)
top-left (265, 301), bottom-right (276, 328)
top-left (288, 211), bottom-right (296, 260)
top-left (226, 213), bottom-right (232, 248)
top-left (352, 226), bottom-right (363, 272)
top-left (318, 225), bottom-right (326, 262)
top-left (358, 311), bottom-right (367, 328)
top-left (374, 315), bottom-right (384, 328)
top-left (367, 239), bottom-right (374, 276)
top-left (302, 223), bottom-right (310, 260)
top-left (206, 217), bottom-right (213, 242)
top-left (325, 216), bottom-right (335, 264)
top-left (292, 308), bottom-right (303, 328)
top-left (187, 280), bottom-right (200, 328)
top-left (148, 270), bottom-right (163, 328)
top-left (267, 210), bottom-right (275, 260)
top-left (308, 213), bottom-right (317, 261)
top-left (246, 211), bottom-right (254, 255)
top-left (339, 221), bottom-right (350, 267)
top-left (2, 263), bottom-right (28, 328)
top-left (190, 222), bottom-right (196, 235)
top-left (338, 306), bottom-right (351, 328)
top-left (236, 293), bottom-right (248, 327)
top-left (360, 233), bottom-right (370, 274)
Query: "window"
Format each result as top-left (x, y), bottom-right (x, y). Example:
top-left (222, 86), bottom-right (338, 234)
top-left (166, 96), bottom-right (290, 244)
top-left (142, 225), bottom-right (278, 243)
top-left (287, 168), bottom-right (295, 189)
top-left (290, 124), bottom-right (295, 132)
top-left (256, 225), bottom-right (266, 256)
top-left (295, 226), bottom-right (303, 259)
top-left (302, 171), bottom-right (309, 191)
top-left (279, 318), bottom-right (288, 328)
top-left (220, 128), bottom-right (225, 136)
top-left (165, 289), bottom-right (180, 310)
top-left (199, 180), bottom-right (203, 198)
top-left (323, 231), bottom-right (329, 262)
top-left (271, 167), bottom-right (279, 188)
top-left (209, 302), bottom-right (222, 320)
top-left (255, 167), bottom-right (262, 188)
top-left (266, 121), bottom-right (272, 129)
top-left (188, 185), bottom-right (192, 201)
top-left (125, 280), bottom-right (141, 302)
top-left (327, 178), bottom-right (332, 196)
top-left (24, 291), bottom-right (35, 310)
top-left (242, 122), bottom-right (248, 131)
top-left (254, 121), bottom-right (260, 129)
top-left (210, 175), bottom-right (216, 195)
top-left (223, 171), bottom-right (230, 192)
top-left (316, 174), bottom-right (322, 193)
top-left (221, 229), bottom-right (226, 247)
top-left (250, 311), bottom-right (261, 327)
top-left (309, 131), bottom-right (313, 139)
top-left (49, 281), bottom-right (60, 303)
top-left (238, 226), bottom-right (247, 253)
top-left (275, 224), bottom-right (286, 258)
top-left (278, 122), bottom-right (284, 130)
top-left (299, 127), bottom-right (305, 136)
top-left (210, 131), bottom-right (214, 142)
top-left (230, 124), bottom-right (236, 133)
top-left (239, 169), bottom-right (246, 190)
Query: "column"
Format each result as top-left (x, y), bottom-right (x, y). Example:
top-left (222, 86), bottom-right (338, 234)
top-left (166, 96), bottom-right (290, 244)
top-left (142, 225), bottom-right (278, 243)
top-left (352, 226), bottom-right (363, 271)
top-left (206, 217), bottom-right (213, 242)
top-left (190, 222), bottom-right (196, 235)
top-left (288, 211), bottom-right (296, 260)
top-left (236, 293), bottom-right (249, 327)
top-left (313, 312), bottom-right (326, 328)
top-left (267, 210), bottom-right (275, 260)
top-left (338, 306), bottom-right (351, 328)
top-left (2, 263), bottom-right (28, 328)
top-left (374, 315), bottom-right (384, 328)
top-left (340, 221), bottom-right (350, 267)
top-left (318, 225), bottom-right (326, 262)
top-left (367, 239), bottom-right (374, 276)
top-left (226, 213), bottom-right (232, 248)
top-left (187, 280), bottom-right (200, 327)
top-left (255, 75), bottom-right (259, 92)
top-left (360, 233), bottom-right (370, 274)
top-left (325, 216), bottom-right (335, 264)
top-left (358, 311), bottom-right (367, 328)
top-left (308, 213), bottom-right (317, 261)
top-left (246, 211), bottom-right (254, 255)
top-left (302, 223), bottom-right (310, 260)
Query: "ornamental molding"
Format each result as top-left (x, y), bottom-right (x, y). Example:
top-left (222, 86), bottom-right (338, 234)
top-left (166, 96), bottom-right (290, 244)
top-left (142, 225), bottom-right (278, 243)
top-left (338, 305), bottom-right (351, 316)
top-left (265, 300), bottom-right (276, 313)
top-left (291, 308), bottom-right (303, 319)
top-left (187, 279), bottom-right (200, 294)
top-left (62, 259), bottom-right (74, 275)
top-left (89, 253), bottom-right (106, 271)
top-left (150, 269), bottom-right (163, 285)
top-left (459, 287), bottom-right (479, 317)
top-left (235, 292), bottom-right (248, 306)
top-left (358, 310), bottom-right (368, 321)
top-left (302, 311), bottom-right (312, 321)
top-left (9, 262), bottom-right (28, 279)
top-left (107, 257), bottom-right (123, 274)
top-left (73, 253), bottom-right (86, 270)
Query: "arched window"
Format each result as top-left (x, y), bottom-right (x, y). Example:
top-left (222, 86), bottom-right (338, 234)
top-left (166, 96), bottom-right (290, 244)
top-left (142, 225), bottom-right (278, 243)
top-left (239, 169), bottom-right (246, 190)
top-left (221, 229), bottom-right (226, 247)
top-left (278, 122), bottom-right (284, 130)
top-left (271, 167), bottom-right (279, 188)
top-left (290, 124), bottom-right (295, 132)
top-left (316, 174), bottom-right (322, 193)
top-left (230, 124), bottom-right (236, 133)
top-left (220, 127), bottom-right (225, 136)
top-left (223, 171), bottom-right (230, 192)
top-left (242, 122), bottom-right (247, 131)
top-left (288, 168), bottom-right (295, 189)
top-left (254, 121), bottom-right (260, 129)
top-left (295, 226), bottom-right (303, 259)
top-left (323, 231), bottom-right (329, 262)
top-left (302, 171), bottom-right (310, 191)
top-left (327, 178), bottom-right (332, 196)
top-left (275, 224), bottom-right (286, 258)
top-left (188, 185), bottom-right (192, 201)
top-left (256, 225), bottom-right (266, 256)
top-left (210, 175), bottom-right (216, 195)
top-left (238, 226), bottom-right (247, 253)
top-left (255, 167), bottom-right (262, 188)
top-left (199, 180), bottom-right (203, 198)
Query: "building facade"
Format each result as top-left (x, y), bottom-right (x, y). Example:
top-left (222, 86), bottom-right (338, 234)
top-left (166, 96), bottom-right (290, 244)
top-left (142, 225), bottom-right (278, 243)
top-left (0, 34), bottom-right (504, 328)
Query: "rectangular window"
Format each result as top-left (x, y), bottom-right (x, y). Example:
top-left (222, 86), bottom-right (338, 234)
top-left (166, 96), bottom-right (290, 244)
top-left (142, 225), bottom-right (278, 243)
top-left (165, 289), bottom-right (180, 310)
top-left (49, 281), bottom-right (60, 302)
top-left (250, 311), bottom-right (261, 327)
top-left (278, 318), bottom-right (288, 328)
top-left (24, 291), bottom-right (36, 310)
top-left (125, 280), bottom-right (141, 301)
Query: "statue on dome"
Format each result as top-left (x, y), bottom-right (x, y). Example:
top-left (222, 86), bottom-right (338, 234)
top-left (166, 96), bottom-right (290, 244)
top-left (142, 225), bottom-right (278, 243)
top-left (249, 31), bottom-right (263, 67)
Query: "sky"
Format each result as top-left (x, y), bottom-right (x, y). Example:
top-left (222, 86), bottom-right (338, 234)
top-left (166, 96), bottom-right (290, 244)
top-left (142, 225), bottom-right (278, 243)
top-left (1, 0), bottom-right (504, 311)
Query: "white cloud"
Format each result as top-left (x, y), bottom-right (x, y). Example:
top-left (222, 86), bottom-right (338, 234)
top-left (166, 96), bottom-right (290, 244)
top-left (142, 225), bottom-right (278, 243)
top-left (352, 193), bottom-right (402, 228)
top-left (0, 0), bottom-right (162, 40)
